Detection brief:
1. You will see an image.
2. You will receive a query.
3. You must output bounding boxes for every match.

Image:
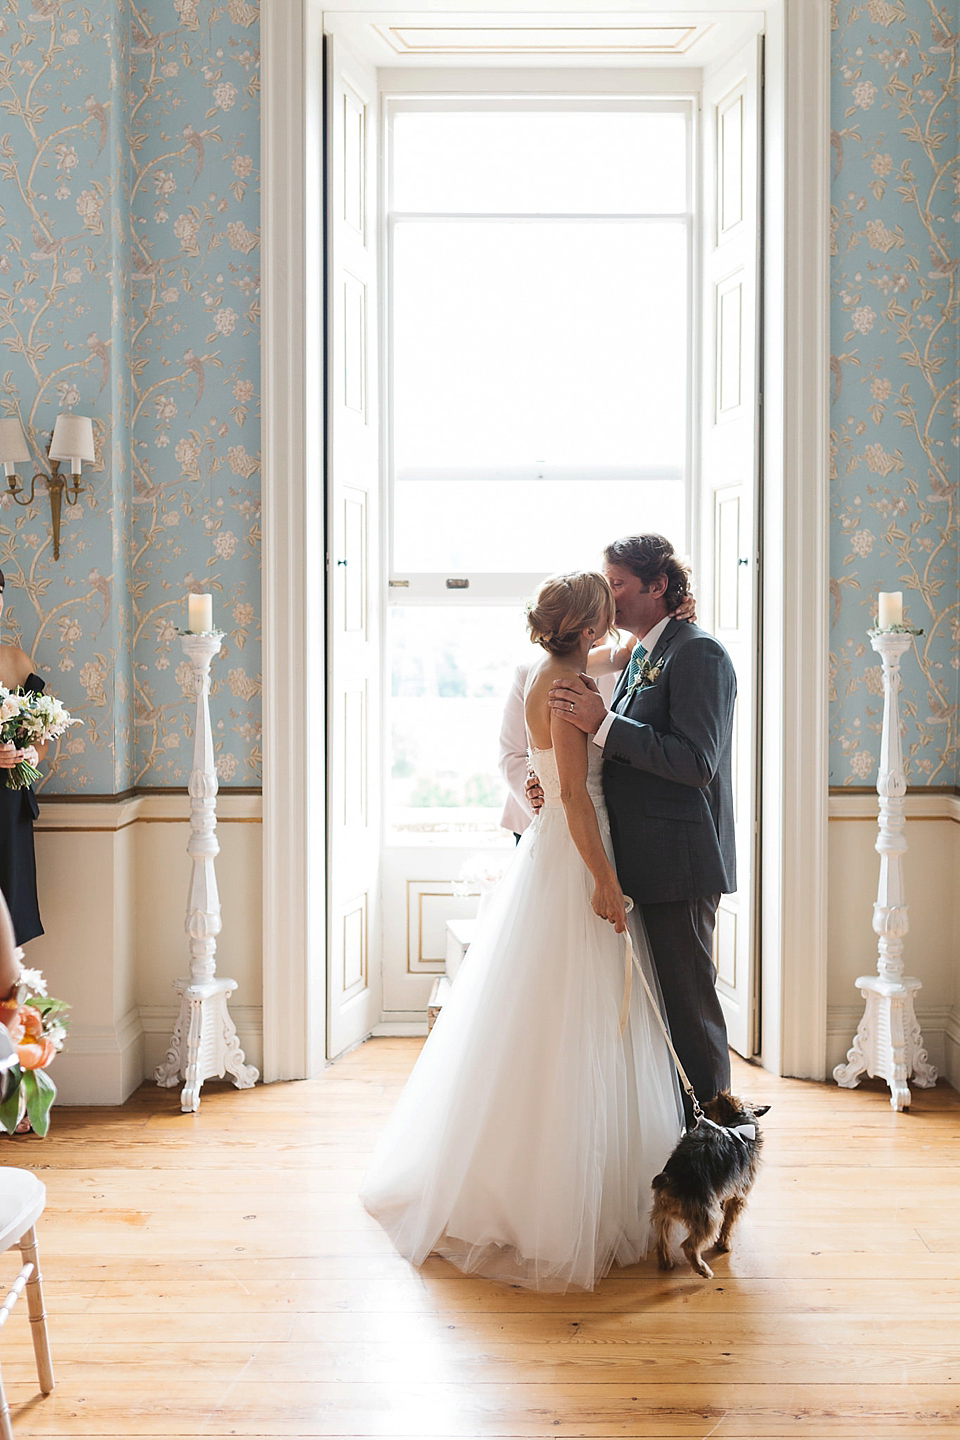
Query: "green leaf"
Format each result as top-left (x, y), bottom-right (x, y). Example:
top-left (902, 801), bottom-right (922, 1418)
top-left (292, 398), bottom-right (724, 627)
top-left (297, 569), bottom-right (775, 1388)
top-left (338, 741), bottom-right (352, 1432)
top-left (21, 1068), bottom-right (55, 1138)
top-left (30, 997), bottom-right (69, 1025)
top-left (0, 1065), bottom-right (22, 1133)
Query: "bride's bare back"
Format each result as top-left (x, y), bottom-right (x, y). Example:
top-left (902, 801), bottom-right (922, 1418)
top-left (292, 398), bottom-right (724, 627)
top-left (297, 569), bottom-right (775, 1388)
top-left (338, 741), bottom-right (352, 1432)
top-left (523, 651), bottom-right (626, 933)
top-left (524, 654), bottom-right (583, 752)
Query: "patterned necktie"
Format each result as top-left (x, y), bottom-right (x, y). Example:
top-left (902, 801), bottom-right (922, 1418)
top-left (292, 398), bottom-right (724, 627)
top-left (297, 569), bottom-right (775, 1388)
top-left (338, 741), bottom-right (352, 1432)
top-left (625, 641), bottom-right (647, 692)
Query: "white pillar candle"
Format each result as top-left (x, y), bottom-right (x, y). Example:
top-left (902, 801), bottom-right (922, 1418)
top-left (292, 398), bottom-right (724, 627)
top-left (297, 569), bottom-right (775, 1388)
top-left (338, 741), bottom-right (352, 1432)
top-left (878, 592), bottom-right (903, 629)
top-left (187, 594), bottom-right (213, 633)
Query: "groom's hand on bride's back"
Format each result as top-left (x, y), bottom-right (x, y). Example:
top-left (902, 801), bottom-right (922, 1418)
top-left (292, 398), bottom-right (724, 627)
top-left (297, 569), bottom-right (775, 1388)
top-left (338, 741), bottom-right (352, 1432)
top-left (548, 673), bottom-right (607, 735)
top-left (525, 769), bottom-right (544, 812)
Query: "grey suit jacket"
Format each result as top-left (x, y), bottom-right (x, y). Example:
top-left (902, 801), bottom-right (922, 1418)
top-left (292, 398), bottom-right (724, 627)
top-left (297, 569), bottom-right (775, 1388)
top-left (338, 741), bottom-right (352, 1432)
top-left (601, 618), bottom-right (737, 905)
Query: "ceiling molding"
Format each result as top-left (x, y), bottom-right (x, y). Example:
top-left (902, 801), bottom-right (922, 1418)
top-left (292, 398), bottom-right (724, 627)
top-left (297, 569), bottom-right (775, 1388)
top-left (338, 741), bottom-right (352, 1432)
top-left (323, 10), bottom-right (766, 70)
top-left (373, 22), bottom-right (713, 54)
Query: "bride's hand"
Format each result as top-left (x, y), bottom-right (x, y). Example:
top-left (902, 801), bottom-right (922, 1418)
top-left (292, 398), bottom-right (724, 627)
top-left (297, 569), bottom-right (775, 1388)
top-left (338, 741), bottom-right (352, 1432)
top-left (592, 875), bottom-right (627, 933)
top-left (674, 592), bottom-right (697, 624)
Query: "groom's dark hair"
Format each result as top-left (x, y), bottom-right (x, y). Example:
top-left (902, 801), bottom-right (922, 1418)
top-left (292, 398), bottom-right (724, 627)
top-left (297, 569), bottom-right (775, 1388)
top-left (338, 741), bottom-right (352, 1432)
top-left (603, 534), bottom-right (691, 612)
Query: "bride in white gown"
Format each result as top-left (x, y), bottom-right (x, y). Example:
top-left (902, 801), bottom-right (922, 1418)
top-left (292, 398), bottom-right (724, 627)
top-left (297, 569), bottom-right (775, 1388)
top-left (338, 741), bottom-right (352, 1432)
top-left (361, 571), bottom-right (683, 1292)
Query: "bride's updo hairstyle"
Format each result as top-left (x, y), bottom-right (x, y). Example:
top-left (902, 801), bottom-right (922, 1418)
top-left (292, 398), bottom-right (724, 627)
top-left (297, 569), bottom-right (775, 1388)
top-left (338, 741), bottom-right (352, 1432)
top-left (527, 571), bottom-right (615, 657)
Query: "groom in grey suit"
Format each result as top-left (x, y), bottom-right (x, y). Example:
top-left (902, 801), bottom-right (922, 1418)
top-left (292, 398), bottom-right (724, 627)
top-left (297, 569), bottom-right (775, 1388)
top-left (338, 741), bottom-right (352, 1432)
top-left (548, 533), bottom-right (736, 1110)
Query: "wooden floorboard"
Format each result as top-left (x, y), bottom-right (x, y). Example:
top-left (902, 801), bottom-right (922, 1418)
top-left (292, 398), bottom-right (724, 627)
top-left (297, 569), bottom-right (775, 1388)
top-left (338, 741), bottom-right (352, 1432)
top-left (0, 1041), bottom-right (958, 1437)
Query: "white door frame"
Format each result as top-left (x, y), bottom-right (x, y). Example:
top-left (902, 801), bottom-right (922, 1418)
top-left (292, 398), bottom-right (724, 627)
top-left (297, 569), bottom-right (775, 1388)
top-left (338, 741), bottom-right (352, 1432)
top-left (260, 0), bottom-right (830, 1083)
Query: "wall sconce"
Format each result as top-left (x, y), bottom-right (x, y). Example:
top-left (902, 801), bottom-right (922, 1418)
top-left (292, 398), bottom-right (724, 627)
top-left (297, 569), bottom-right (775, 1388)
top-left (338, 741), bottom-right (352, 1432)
top-left (0, 414), bottom-right (95, 561)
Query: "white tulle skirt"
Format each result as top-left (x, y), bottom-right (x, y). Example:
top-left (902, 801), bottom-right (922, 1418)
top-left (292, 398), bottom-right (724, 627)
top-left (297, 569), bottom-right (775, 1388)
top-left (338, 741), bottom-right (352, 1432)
top-left (360, 803), bottom-right (684, 1292)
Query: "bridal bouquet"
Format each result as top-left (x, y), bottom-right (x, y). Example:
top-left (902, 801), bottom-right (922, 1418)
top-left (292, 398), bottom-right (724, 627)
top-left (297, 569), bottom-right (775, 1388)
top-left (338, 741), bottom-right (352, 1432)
top-left (0, 687), bottom-right (81, 789)
top-left (0, 966), bottom-right (69, 1137)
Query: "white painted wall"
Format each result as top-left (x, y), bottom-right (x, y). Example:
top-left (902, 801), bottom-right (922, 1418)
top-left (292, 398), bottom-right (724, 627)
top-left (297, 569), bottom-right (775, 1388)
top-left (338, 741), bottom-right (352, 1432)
top-left (28, 795), bottom-right (263, 1105)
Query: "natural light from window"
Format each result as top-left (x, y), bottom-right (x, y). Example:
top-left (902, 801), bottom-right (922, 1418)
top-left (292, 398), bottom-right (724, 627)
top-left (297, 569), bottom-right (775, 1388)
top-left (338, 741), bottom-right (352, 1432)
top-left (386, 100), bottom-right (692, 835)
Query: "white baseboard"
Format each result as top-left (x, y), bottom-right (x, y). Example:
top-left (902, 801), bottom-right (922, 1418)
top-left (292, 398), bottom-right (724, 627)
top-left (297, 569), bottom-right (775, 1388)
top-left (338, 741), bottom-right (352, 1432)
top-left (371, 1021), bottom-right (428, 1038)
top-left (54, 1008), bottom-right (145, 1106)
top-left (827, 1004), bottom-right (957, 1093)
top-left (54, 1004), bottom-right (264, 1105)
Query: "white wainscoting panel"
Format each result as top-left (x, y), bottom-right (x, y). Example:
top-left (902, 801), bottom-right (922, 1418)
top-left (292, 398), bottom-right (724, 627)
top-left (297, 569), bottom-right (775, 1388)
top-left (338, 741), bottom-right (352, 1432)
top-left (827, 793), bottom-right (959, 1094)
top-left (405, 880), bottom-right (481, 977)
top-left (30, 793), bottom-right (263, 1104)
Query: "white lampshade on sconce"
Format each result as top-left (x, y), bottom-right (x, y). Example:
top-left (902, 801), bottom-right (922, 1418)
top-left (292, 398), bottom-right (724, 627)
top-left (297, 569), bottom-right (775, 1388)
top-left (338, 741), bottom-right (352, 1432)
top-left (0, 418), bottom-right (30, 478)
top-left (3, 411), bottom-right (96, 560)
top-left (49, 413), bottom-right (95, 475)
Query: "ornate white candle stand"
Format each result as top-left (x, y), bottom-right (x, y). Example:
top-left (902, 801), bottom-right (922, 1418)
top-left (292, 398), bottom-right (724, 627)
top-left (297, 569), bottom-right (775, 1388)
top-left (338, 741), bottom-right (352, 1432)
top-left (155, 631), bottom-right (259, 1112)
top-left (833, 628), bottom-right (937, 1111)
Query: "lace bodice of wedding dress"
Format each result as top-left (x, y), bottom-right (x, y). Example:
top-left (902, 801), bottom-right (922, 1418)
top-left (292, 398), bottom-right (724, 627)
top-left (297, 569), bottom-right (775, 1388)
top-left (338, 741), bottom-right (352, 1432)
top-left (529, 742), bottom-right (607, 816)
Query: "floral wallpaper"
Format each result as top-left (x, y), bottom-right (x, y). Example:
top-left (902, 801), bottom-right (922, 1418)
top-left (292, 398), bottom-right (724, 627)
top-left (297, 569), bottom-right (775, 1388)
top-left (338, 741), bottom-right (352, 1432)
top-left (0, 0), bottom-right (952, 794)
top-left (127, 0), bottom-right (260, 788)
top-left (830, 0), bottom-right (958, 787)
top-left (0, 0), bottom-right (260, 794)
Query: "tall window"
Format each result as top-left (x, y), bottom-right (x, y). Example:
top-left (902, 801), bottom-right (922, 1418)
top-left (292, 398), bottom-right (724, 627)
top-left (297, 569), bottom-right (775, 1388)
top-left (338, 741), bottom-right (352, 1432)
top-left (386, 97), bottom-right (693, 835)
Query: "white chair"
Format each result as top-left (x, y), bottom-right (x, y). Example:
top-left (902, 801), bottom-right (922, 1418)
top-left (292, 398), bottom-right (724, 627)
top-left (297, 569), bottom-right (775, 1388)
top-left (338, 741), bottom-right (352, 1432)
top-left (0, 1168), bottom-right (54, 1439)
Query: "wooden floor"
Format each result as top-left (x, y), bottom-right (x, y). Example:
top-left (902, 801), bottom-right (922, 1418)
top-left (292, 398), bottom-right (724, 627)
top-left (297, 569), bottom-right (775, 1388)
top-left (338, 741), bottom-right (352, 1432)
top-left (0, 1041), bottom-right (959, 1438)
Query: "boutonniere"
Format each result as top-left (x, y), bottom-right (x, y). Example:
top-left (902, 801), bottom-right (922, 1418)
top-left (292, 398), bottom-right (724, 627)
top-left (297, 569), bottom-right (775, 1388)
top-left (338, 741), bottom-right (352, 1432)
top-left (627, 658), bottom-right (663, 698)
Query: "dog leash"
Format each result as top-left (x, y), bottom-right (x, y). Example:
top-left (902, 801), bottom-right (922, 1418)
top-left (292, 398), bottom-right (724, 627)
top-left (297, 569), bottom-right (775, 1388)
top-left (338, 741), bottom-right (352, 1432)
top-left (618, 897), bottom-right (705, 1128)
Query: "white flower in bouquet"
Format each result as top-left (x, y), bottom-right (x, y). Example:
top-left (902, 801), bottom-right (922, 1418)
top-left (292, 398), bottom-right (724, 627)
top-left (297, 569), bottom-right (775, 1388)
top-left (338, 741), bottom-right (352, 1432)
top-left (0, 693), bottom-right (22, 724)
top-left (0, 687), bottom-right (82, 790)
top-left (31, 694), bottom-right (77, 738)
top-left (17, 968), bottom-right (47, 998)
top-left (15, 709), bottom-right (45, 740)
top-left (44, 1019), bottom-right (68, 1049)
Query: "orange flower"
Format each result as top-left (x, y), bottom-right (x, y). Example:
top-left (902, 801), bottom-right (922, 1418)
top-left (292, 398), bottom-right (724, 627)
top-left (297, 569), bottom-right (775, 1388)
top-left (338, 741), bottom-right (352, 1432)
top-left (16, 1036), bottom-right (56, 1071)
top-left (18, 1006), bottom-right (43, 1041)
top-left (0, 999), bottom-right (22, 1042)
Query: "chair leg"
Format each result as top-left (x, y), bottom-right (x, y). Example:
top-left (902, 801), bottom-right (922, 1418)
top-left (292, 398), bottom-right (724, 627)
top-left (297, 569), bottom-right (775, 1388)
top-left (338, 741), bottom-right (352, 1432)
top-left (18, 1228), bottom-right (53, 1394)
top-left (0, 1357), bottom-right (14, 1440)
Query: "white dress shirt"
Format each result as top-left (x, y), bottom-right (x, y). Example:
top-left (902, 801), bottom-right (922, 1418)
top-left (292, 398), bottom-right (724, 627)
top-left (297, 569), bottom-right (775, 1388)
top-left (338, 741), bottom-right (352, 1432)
top-left (593, 614), bottom-right (672, 750)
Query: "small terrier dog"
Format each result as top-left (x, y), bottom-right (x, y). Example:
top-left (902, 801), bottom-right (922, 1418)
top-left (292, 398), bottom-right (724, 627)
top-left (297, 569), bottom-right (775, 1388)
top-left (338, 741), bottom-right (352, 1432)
top-left (651, 1091), bottom-right (770, 1278)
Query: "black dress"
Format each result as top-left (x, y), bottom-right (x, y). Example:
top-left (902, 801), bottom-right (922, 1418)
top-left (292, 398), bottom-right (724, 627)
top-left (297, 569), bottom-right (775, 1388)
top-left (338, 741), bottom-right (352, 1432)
top-left (0, 672), bottom-right (44, 946)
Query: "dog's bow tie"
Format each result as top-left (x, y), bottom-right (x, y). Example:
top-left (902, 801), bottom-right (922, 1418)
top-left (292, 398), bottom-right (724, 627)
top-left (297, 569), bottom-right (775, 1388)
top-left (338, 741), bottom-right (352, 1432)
top-left (700, 1118), bottom-right (757, 1143)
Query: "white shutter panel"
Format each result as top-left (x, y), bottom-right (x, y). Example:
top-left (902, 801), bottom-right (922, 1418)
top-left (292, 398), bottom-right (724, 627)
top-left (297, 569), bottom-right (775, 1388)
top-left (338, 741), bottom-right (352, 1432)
top-left (699, 36), bottom-right (763, 1057)
top-left (325, 35), bottom-right (382, 1058)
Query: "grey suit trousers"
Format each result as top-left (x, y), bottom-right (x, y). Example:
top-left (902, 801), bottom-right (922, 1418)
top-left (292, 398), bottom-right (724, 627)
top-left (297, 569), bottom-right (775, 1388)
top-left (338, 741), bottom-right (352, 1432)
top-left (640, 894), bottom-right (731, 1112)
